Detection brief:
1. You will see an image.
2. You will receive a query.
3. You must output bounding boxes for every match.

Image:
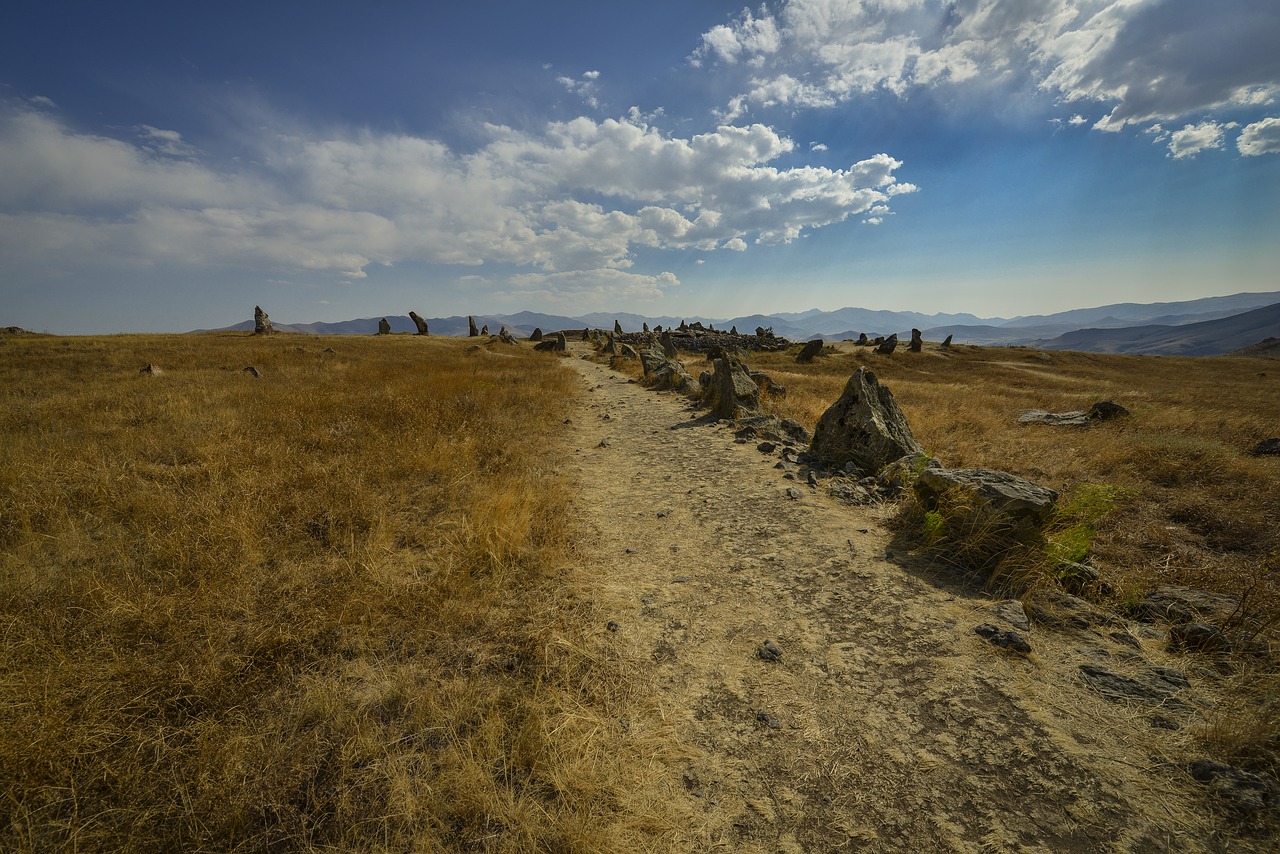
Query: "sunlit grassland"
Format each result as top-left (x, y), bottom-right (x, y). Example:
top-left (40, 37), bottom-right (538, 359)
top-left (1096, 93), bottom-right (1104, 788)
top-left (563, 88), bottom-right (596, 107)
top-left (0, 333), bottom-right (678, 852)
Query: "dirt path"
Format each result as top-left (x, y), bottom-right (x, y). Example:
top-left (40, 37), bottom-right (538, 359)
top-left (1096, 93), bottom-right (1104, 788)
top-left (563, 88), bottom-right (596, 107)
top-left (560, 350), bottom-right (1242, 852)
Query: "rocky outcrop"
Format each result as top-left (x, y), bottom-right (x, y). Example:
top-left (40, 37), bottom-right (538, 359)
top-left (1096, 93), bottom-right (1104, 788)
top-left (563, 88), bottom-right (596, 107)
top-left (409, 311), bottom-right (429, 335)
top-left (468, 316), bottom-right (480, 337)
top-left (254, 305), bottom-right (273, 335)
top-left (377, 317), bottom-right (391, 335)
top-left (810, 367), bottom-right (924, 475)
top-left (797, 339), bottom-right (824, 363)
top-left (909, 328), bottom-right (923, 352)
top-left (876, 334), bottom-right (898, 355)
top-left (914, 468), bottom-right (1059, 531)
top-left (705, 358), bottom-right (762, 419)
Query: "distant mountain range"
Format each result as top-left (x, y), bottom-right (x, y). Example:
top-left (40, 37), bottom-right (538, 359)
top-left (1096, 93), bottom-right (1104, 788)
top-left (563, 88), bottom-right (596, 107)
top-left (198, 290), bottom-right (1280, 357)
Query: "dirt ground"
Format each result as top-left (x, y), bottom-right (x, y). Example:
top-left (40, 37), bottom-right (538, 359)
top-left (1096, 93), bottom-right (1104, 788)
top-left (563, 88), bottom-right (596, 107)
top-left (559, 346), bottom-right (1264, 853)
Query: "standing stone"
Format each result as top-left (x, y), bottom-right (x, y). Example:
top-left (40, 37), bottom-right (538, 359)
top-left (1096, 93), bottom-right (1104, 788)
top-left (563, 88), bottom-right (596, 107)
top-left (876, 334), bottom-right (898, 355)
top-left (660, 329), bottom-right (678, 358)
top-left (909, 328), bottom-right (923, 353)
top-left (498, 326), bottom-right (517, 345)
top-left (797, 339), bottom-right (824, 363)
top-left (530, 327), bottom-right (543, 342)
top-left (730, 325), bottom-right (738, 335)
top-left (468, 315), bottom-right (480, 337)
top-left (601, 333), bottom-right (618, 355)
top-left (679, 320), bottom-right (689, 332)
top-left (555, 332), bottom-right (568, 352)
top-left (856, 333), bottom-right (870, 346)
top-left (480, 324), bottom-right (489, 336)
top-left (254, 305), bottom-right (273, 335)
top-left (654, 324), bottom-right (663, 333)
top-left (581, 328), bottom-right (591, 341)
top-left (707, 358), bottom-right (762, 420)
top-left (810, 366), bottom-right (924, 475)
top-left (756, 326), bottom-right (767, 337)
top-left (941, 334), bottom-right (953, 349)
top-left (409, 311), bottom-right (429, 335)
top-left (643, 322), bottom-right (650, 333)
top-left (377, 317), bottom-right (391, 335)
top-left (614, 319), bottom-right (624, 335)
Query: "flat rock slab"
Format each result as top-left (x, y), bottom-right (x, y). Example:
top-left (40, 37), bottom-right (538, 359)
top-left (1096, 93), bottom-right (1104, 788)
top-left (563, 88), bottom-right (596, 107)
top-left (1018, 409), bottom-right (1090, 428)
top-left (1079, 664), bottom-right (1191, 709)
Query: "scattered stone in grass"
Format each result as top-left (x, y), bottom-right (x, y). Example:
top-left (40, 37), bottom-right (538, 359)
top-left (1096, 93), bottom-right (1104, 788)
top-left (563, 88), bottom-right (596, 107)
top-left (994, 600), bottom-right (1031, 631)
top-left (1109, 631), bottom-right (1143, 650)
top-left (1188, 759), bottom-right (1280, 816)
top-left (598, 438), bottom-right (612, 448)
top-left (140, 363), bottom-right (162, 375)
top-left (672, 576), bottom-right (690, 583)
top-left (607, 621), bottom-right (621, 633)
top-left (243, 366), bottom-right (261, 378)
top-left (785, 487), bottom-right (804, 500)
top-left (757, 441), bottom-right (777, 453)
top-left (1088, 400), bottom-right (1130, 420)
top-left (1250, 438), bottom-right (1280, 455)
top-left (756, 709), bottom-right (783, 729)
top-left (1018, 409), bottom-right (1090, 428)
top-left (974, 623), bottom-right (1033, 654)
top-left (796, 339), bottom-right (825, 363)
top-left (1133, 585), bottom-right (1240, 624)
top-left (758, 639), bottom-right (782, 661)
top-left (1078, 663), bottom-right (1191, 707)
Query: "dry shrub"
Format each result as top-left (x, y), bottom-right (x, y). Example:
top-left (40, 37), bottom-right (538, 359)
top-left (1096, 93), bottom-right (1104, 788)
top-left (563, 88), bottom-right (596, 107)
top-left (0, 333), bottom-right (676, 852)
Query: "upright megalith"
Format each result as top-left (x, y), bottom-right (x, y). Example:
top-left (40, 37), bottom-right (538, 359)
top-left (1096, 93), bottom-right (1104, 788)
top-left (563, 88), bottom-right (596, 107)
top-left (797, 339), bottom-right (824, 363)
top-left (909, 328), bottom-right (923, 353)
top-left (706, 357), bottom-right (762, 420)
top-left (614, 319), bottom-right (624, 335)
top-left (254, 305), bottom-right (273, 335)
top-left (856, 333), bottom-right (870, 346)
top-left (468, 315), bottom-right (480, 337)
top-left (810, 366), bottom-right (924, 476)
top-left (876, 334), bottom-right (898, 355)
top-left (581, 328), bottom-right (591, 341)
top-left (498, 326), bottom-right (517, 345)
top-left (660, 329), bottom-right (677, 358)
top-left (642, 322), bottom-right (650, 333)
top-left (730, 325), bottom-right (738, 335)
top-left (480, 324), bottom-right (489, 336)
top-left (409, 311), bottom-right (429, 335)
top-left (377, 317), bottom-right (391, 335)
top-left (940, 334), bottom-right (953, 349)
top-left (530, 327), bottom-right (543, 342)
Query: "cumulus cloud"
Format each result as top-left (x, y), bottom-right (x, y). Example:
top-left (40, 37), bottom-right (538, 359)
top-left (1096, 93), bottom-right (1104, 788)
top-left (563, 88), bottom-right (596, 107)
top-left (1238, 116), bottom-right (1280, 155)
top-left (557, 70), bottom-right (602, 108)
top-left (1166, 120), bottom-right (1235, 159)
top-left (0, 99), bottom-right (913, 298)
top-left (691, 0), bottom-right (1280, 146)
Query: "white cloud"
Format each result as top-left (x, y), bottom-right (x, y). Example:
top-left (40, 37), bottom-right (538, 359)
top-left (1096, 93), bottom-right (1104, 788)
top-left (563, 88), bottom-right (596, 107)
top-left (556, 70), bottom-right (602, 108)
top-left (1166, 120), bottom-right (1236, 159)
top-left (810, 141), bottom-right (828, 151)
top-left (1238, 116), bottom-right (1280, 155)
top-left (691, 0), bottom-right (1280, 145)
top-left (0, 100), bottom-right (913, 295)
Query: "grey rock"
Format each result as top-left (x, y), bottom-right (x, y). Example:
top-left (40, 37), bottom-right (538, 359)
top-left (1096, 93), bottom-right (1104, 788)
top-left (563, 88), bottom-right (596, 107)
top-left (785, 487), bottom-right (804, 500)
top-left (749, 371), bottom-right (786, 398)
top-left (855, 332), bottom-right (870, 346)
top-left (994, 600), bottom-right (1031, 631)
top-left (757, 441), bottom-right (777, 453)
top-left (758, 639), bottom-right (782, 661)
top-left (914, 467), bottom-right (1059, 529)
top-left (1133, 585), bottom-right (1240, 624)
top-left (756, 709), bottom-right (783, 729)
top-left (1109, 631), bottom-right (1143, 650)
top-left (706, 357), bottom-right (762, 420)
top-left (140, 363), bottom-right (162, 376)
top-left (468, 315), bottom-right (479, 337)
top-left (659, 329), bottom-right (678, 358)
top-left (377, 317), bottom-right (391, 335)
top-left (1088, 400), bottom-right (1130, 420)
top-left (1079, 663), bottom-right (1191, 707)
top-left (828, 479), bottom-right (874, 505)
top-left (974, 623), bottom-right (1033, 653)
top-left (909, 328), bottom-right (923, 352)
top-left (497, 326), bottom-right (517, 345)
top-left (1059, 561), bottom-right (1105, 593)
top-left (530, 327), bottom-right (543, 342)
top-left (810, 366), bottom-right (924, 476)
top-left (940, 334), bottom-right (953, 349)
top-left (1251, 437), bottom-right (1280, 455)
top-left (1168, 623), bottom-right (1232, 653)
top-left (619, 344), bottom-right (638, 360)
top-left (253, 305), bottom-right (273, 335)
top-left (243, 366), bottom-right (262, 378)
top-left (1018, 409), bottom-right (1090, 428)
top-left (480, 324), bottom-right (489, 336)
top-left (614, 319), bottom-right (623, 334)
top-left (409, 311), bottom-right (429, 335)
top-left (876, 333), bottom-right (898, 355)
top-left (796, 339), bottom-right (825, 363)
top-left (1189, 759), bottom-right (1280, 815)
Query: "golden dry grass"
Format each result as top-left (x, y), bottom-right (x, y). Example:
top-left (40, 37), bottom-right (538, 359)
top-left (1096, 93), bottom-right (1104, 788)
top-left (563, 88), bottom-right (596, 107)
top-left (0, 332), bottom-right (677, 852)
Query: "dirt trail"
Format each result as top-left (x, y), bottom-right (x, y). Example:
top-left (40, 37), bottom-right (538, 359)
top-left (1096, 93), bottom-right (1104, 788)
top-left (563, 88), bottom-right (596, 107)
top-left (557, 348), bottom-right (1254, 852)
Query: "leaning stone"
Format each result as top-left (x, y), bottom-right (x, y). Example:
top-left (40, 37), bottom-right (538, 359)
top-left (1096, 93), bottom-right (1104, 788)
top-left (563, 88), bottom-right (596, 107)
top-left (876, 334), bottom-right (898, 355)
top-left (796, 339), bottom-right (824, 363)
top-left (498, 327), bottom-right (518, 345)
top-left (1018, 409), bottom-right (1090, 428)
top-left (254, 305), bottom-right (273, 335)
top-left (915, 468), bottom-right (1059, 529)
top-left (706, 357), bottom-right (762, 420)
top-left (810, 366), bottom-right (923, 476)
top-left (614, 319), bottom-right (623, 335)
top-left (1088, 400), bottom-right (1130, 420)
top-left (619, 344), bottom-right (638, 360)
top-left (659, 329), bottom-right (677, 358)
top-left (468, 315), bottom-right (480, 337)
top-left (940, 334), bottom-right (953, 349)
top-left (409, 311), bottom-right (429, 335)
top-left (377, 317), bottom-right (391, 335)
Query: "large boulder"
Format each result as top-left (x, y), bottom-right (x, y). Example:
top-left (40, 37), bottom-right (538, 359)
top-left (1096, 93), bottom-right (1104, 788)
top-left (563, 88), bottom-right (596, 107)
top-left (796, 339), bottom-right (824, 363)
top-left (706, 358), bottom-right (762, 420)
top-left (914, 468), bottom-right (1059, 530)
top-left (810, 367), bottom-right (923, 475)
top-left (254, 305), bottom-right (273, 335)
top-left (409, 311), bottom-right (429, 335)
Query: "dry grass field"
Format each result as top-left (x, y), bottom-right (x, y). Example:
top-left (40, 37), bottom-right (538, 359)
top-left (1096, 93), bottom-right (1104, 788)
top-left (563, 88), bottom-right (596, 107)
top-left (747, 340), bottom-right (1279, 776)
top-left (0, 333), bottom-right (677, 852)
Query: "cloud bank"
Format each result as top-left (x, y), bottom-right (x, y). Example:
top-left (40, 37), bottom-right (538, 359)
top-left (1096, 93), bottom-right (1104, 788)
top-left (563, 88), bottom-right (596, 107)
top-left (0, 101), bottom-right (912, 302)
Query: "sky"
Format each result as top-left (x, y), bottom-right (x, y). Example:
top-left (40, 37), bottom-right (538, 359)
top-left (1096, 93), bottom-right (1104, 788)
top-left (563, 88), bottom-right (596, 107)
top-left (2, 1), bottom-right (1279, 334)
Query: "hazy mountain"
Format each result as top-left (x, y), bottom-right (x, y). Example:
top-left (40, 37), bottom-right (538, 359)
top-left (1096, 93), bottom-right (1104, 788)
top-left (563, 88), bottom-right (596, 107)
top-left (1000, 291), bottom-right (1280, 329)
top-left (1033, 302), bottom-right (1280, 356)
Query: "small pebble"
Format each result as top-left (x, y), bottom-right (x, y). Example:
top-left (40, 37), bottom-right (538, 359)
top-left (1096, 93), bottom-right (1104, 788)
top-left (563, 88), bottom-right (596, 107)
top-left (758, 639), bottom-right (782, 661)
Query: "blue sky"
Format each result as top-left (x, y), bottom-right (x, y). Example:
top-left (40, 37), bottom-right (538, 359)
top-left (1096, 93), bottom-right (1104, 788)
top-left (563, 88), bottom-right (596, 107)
top-left (2, 1), bottom-right (1278, 333)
